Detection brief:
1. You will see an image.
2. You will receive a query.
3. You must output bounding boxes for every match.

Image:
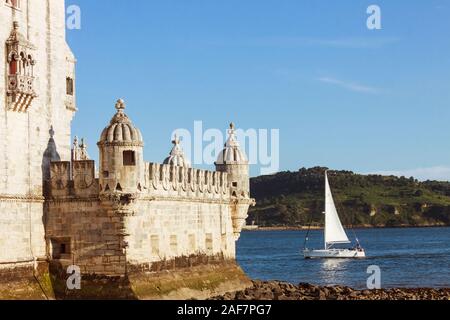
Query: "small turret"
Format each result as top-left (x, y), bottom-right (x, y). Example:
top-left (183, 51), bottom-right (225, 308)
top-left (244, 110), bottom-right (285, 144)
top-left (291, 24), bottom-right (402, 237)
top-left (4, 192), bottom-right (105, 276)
top-left (163, 134), bottom-right (191, 168)
top-left (215, 123), bottom-right (250, 199)
top-left (216, 123), bottom-right (253, 240)
top-left (97, 99), bottom-right (144, 194)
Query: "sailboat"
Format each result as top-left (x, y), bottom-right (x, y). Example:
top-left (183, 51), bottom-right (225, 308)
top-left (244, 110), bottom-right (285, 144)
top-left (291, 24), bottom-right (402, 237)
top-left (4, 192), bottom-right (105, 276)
top-left (303, 171), bottom-right (366, 259)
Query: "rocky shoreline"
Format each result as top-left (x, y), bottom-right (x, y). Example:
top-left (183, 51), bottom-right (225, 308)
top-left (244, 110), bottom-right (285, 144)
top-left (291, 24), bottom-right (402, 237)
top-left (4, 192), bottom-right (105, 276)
top-left (212, 281), bottom-right (450, 300)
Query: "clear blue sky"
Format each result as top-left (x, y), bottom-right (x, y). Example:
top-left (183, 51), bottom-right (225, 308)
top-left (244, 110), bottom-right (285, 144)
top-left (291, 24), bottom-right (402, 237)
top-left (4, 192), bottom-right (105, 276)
top-left (67, 0), bottom-right (450, 179)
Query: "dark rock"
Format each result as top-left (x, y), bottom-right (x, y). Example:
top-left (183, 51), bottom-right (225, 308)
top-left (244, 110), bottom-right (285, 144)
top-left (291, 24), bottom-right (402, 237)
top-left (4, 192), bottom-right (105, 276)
top-left (210, 280), bottom-right (450, 301)
top-left (362, 290), bottom-right (372, 296)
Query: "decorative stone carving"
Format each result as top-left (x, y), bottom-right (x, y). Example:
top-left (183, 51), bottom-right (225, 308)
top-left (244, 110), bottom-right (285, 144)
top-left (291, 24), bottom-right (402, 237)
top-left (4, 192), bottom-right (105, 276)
top-left (50, 162), bottom-right (71, 191)
top-left (73, 161), bottom-right (95, 190)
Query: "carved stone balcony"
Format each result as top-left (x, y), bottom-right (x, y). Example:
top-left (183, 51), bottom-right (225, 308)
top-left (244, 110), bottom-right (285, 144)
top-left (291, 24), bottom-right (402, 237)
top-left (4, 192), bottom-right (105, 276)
top-left (5, 21), bottom-right (37, 113)
top-left (6, 74), bottom-right (37, 112)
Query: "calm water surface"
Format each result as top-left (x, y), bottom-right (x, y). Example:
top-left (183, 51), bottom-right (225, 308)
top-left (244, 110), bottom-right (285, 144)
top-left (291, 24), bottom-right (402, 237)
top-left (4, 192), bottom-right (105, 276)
top-left (236, 227), bottom-right (450, 289)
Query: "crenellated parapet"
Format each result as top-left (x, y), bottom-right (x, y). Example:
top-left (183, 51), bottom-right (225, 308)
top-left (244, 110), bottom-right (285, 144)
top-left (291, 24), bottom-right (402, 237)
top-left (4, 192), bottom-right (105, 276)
top-left (146, 163), bottom-right (230, 200)
top-left (48, 160), bottom-right (233, 202)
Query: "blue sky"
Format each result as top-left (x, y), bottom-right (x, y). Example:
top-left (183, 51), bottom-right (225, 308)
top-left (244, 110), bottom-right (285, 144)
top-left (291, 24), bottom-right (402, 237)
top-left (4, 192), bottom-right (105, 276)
top-left (67, 0), bottom-right (450, 179)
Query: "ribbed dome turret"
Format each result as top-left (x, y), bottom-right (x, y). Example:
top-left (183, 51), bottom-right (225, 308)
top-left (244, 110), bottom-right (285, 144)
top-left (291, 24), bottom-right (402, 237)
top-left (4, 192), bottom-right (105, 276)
top-left (98, 99), bottom-right (143, 146)
top-left (216, 123), bottom-right (248, 164)
top-left (163, 135), bottom-right (191, 168)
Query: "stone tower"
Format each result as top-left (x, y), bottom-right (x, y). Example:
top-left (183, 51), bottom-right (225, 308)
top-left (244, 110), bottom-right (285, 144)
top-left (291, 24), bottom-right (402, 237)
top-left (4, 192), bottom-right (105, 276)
top-left (216, 123), bottom-right (253, 239)
top-left (98, 99), bottom-right (145, 195)
top-left (0, 0), bottom-right (76, 267)
top-left (1, 1), bottom-right (256, 300)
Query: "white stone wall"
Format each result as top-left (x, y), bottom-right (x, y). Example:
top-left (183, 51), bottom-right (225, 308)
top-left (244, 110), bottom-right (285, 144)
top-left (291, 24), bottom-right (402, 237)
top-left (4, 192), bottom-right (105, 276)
top-left (0, 0), bottom-right (75, 264)
top-left (125, 199), bottom-right (236, 265)
top-left (0, 199), bottom-right (45, 265)
top-left (46, 196), bottom-right (237, 275)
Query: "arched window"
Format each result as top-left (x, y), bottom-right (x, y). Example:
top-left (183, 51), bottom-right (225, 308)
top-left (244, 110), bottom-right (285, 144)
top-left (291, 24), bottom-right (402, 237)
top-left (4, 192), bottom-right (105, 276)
top-left (19, 52), bottom-right (25, 75)
top-left (9, 58), bottom-right (17, 75)
top-left (27, 54), bottom-right (33, 76)
top-left (6, 0), bottom-right (20, 9)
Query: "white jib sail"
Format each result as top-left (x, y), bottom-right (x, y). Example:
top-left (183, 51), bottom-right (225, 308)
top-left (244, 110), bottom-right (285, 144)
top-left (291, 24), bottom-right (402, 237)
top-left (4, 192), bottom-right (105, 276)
top-left (324, 172), bottom-right (350, 248)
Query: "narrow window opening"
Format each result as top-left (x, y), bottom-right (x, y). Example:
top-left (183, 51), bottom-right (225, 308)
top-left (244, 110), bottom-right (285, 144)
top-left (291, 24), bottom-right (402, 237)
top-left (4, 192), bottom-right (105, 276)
top-left (66, 77), bottom-right (74, 95)
top-left (123, 150), bottom-right (136, 166)
top-left (50, 238), bottom-right (71, 259)
top-left (9, 59), bottom-right (17, 75)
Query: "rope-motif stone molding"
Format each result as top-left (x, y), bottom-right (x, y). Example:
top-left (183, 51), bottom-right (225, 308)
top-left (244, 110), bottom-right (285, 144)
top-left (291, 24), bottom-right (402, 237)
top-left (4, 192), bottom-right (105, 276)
top-left (0, 194), bottom-right (45, 203)
top-left (139, 195), bottom-right (230, 205)
top-left (147, 163), bottom-right (229, 196)
top-left (46, 196), bottom-right (101, 204)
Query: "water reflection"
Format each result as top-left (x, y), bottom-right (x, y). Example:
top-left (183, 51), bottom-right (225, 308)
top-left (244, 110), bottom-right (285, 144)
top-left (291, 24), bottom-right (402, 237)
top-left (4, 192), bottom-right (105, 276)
top-left (318, 259), bottom-right (351, 286)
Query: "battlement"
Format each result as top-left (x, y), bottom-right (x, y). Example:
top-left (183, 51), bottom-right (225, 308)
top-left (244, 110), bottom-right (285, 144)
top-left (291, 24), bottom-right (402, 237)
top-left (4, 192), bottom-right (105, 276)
top-left (49, 160), bottom-right (99, 198)
top-left (48, 159), bottom-right (233, 202)
top-left (145, 163), bottom-right (230, 201)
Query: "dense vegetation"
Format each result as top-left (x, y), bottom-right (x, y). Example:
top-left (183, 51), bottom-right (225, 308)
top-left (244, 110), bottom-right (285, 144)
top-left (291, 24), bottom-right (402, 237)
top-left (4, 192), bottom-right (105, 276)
top-left (248, 167), bottom-right (450, 228)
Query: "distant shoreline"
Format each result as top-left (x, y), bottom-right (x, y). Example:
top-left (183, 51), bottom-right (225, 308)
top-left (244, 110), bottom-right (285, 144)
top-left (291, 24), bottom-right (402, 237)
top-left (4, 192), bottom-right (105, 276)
top-left (242, 224), bottom-right (449, 232)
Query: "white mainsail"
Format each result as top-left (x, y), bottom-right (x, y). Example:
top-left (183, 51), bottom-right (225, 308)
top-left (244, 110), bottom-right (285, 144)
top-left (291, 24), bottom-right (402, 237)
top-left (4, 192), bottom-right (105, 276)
top-left (324, 172), bottom-right (350, 248)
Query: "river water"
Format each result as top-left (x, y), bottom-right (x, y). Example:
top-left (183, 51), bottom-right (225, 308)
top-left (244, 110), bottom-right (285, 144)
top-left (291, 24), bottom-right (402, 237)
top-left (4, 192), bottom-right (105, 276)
top-left (236, 227), bottom-right (450, 289)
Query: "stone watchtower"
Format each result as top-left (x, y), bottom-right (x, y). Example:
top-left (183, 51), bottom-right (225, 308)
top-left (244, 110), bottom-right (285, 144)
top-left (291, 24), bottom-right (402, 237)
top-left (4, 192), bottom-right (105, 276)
top-left (0, 1), bottom-right (256, 299)
top-left (0, 0), bottom-right (76, 273)
top-left (98, 99), bottom-right (145, 195)
top-left (216, 123), bottom-right (254, 239)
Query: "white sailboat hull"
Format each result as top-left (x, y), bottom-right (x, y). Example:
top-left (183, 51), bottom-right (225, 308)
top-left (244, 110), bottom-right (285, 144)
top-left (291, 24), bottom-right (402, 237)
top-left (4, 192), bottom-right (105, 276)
top-left (303, 248), bottom-right (366, 259)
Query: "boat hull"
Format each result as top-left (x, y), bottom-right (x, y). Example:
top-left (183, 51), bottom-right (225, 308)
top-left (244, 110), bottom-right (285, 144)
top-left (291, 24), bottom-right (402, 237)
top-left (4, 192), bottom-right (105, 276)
top-left (303, 249), bottom-right (366, 259)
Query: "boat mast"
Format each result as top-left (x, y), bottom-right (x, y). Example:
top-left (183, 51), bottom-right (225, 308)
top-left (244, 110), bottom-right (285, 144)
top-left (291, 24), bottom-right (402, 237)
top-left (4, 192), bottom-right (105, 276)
top-left (324, 170), bottom-right (328, 250)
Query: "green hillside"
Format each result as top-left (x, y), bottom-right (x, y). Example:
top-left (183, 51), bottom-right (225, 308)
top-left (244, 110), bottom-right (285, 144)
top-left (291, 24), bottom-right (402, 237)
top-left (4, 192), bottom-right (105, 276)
top-left (248, 167), bottom-right (450, 228)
